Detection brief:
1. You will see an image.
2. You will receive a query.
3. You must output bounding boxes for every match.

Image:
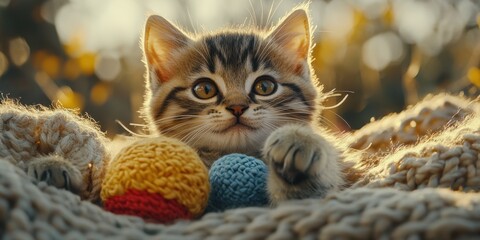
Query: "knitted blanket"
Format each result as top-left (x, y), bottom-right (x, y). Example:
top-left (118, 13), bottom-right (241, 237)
top-left (1, 94), bottom-right (480, 239)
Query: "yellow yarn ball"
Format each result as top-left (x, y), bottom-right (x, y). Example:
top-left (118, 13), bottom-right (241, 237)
top-left (101, 136), bottom-right (209, 216)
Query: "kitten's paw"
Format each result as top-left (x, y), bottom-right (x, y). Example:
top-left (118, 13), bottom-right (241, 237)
top-left (263, 124), bottom-right (343, 203)
top-left (26, 155), bottom-right (83, 193)
top-left (264, 125), bottom-right (322, 184)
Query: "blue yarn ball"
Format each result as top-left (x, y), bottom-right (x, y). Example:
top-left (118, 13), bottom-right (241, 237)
top-left (207, 154), bottom-right (269, 212)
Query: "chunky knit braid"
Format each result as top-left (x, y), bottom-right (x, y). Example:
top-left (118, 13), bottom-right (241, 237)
top-left (345, 94), bottom-right (480, 186)
top-left (0, 100), bottom-right (109, 201)
top-left (1, 159), bottom-right (480, 239)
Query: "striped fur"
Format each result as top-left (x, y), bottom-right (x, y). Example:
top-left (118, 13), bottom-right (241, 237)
top-left (143, 15), bottom-right (316, 159)
top-left (142, 8), bottom-right (345, 204)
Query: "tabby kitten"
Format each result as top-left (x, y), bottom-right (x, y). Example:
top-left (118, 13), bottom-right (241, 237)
top-left (142, 8), bottom-right (345, 203)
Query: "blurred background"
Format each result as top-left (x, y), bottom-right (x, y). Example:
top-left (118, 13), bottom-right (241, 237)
top-left (0, 0), bottom-right (479, 137)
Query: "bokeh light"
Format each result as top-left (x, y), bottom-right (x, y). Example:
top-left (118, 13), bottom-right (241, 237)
top-left (9, 37), bottom-right (30, 66)
top-left (41, 54), bottom-right (60, 77)
top-left (94, 53), bottom-right (121, 81)
top-left (469, 67), bottom-right (480, 87)
top-left (0, 52), bottom-right (8, 77)
top-left (56, 86), bottom-right (84, 110)
top-left (0, 0), bottom-right (479, 136)
top-left (323, 0), bottom-right (354, 40)
top-left (0, 0), bottom-right (10, 8)
top-left (91, 82), bottom-right (111, 105)
top-left (63, 59), bottom-right (81, 80)
top-left (362, 32), bottom-right (404, 71)
top-left (77, 53), bottom-right (96, 76)
top-left (54, 0), bottom-right (144, 55)
top-left (393, 1), bottom-right (438, 44)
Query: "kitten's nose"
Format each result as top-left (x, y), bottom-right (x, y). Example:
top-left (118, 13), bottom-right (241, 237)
top-left (226, 104), bottom-right (249, 117)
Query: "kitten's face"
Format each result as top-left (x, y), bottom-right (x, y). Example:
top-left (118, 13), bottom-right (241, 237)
top-left (142, 9), bottom-right (318, 155)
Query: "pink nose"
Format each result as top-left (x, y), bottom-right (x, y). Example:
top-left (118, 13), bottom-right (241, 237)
top-left (226, 105), bottom-right (249, 117)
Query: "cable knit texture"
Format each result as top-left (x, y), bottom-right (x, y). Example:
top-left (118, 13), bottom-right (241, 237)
top-left (0, 93), bottom-right (480, 239)
top-left (0, 100), bottom-right (109, 201)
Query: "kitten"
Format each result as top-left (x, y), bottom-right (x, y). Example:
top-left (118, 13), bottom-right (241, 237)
top-left (142, 8), bottom-right (345, 204)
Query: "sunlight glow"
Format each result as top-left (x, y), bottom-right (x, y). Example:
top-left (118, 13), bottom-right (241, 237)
top-left (55, 0), bottom-right (143, 54)
top-left (362, 32), bottom-right (404, 71)
top-left (323, 0), bottom-right (354, 40)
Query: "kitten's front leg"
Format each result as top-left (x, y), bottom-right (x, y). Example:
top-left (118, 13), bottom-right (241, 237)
top-left (263, 124), bottom-right (344, 204)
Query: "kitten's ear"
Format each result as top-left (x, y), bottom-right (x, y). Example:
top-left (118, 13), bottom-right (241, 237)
top-left (143, 15), bottom-right (191, 83)
top-left (267, 9), bottom-right (311, 60)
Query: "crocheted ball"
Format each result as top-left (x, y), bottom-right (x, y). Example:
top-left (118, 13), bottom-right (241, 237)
top-left (207, 154), bottom-right (269, 212)
top-left (100, 137), bottom-right (210, 223)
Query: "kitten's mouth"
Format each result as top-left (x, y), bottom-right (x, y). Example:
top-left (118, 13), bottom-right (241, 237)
top-left (217, 121), bottom-right (257, 133)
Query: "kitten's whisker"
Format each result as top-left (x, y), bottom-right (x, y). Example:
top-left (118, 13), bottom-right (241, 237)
top-left (185, 8), bottom-right (198, 36)
top-left (182, 124), bottom-right (207, 143)
top-left (270, 114), bottom-right (312, 121)
top-left (270, 116), bottom-right (311, 124)
top-left (248, 0), bottom-right (257, 27)
top-left (268, 105), bottom-right (311, 114)
top-left (154, 118), bottom-right (194, 128)
top-left (269, 96), bottom-right (300, 106)
top-left (183, 124), bottom-right (213, 146)
top-left (115, 120), bottom-right (150, 137)
top-left (267, 115), bottom-right (308, 122)
top-left (272, 112), bottom-right (311, 117)
top-left (257, 36), bottom-right (278, 65)
top-left (261, 121), bottom-right (279, 134)
top-left (157, 113), bottom-right (210, 124)
top-left (326, 89), bottom-right (355, 94)
top-left (155, 114), bottom-right (208, 124)
top-left (271, 110), bottom-right (331, 128)
top-left (159, 120), bottom-right (200, 135)
top-left (321, 91), bottom-right (350, 110)
top-left (316, 115), bottom-right (342, 131)
top-left (167, 123), bottom-right (201, 141)
top-left (180, 121), bottom-right (210, 141)
top-left (269, 108), bottom-right (312, 116)
top-left (155, 116), bottom-right (195, 123)
top-left (266, 96), bottom-right (319, 108)
top-left (160, 120), bottom-right (200, 133)
top-left (191, 45), bottom-right (210, 65)
top-left (325, 109), bottom-right (351, 130)
top-left (242, 17), bottom-right (249, 27)
top-left (260, 0), bottom-right (264, 28)
top-left (129, 123), bottom-right (147, 127)
top-left (266, 0), bottom-right (285, 30)
top-left (256, 18), bottom-right (284, 63)
top-left (263, 98), bottom-right (301, 108)
top-left (190, 125), bottom-right (216, 147)
top-left (168, 128), bottom-right (195, 141)
top-left (266, 1), bottom-right (275, 30)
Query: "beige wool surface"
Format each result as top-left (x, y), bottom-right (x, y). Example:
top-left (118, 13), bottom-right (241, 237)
top-left (0, 101), bottom-right (109, 201)
top-left (1, 94), bottom-right (480, 239)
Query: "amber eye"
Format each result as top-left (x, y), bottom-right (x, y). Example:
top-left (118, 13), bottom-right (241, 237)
top-left (192, 78), bottom-right (218, 99)
top-left (253, 75), bottom-right (277, 96)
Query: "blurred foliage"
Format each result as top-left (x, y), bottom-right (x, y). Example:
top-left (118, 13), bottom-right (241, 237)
top-left (0, 0), bottom-right (479, 136)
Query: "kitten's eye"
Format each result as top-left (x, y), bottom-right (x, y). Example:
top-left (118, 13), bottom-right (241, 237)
top-left (253, 75), bottom-right (277, 96)
top-left (192, 78), bottom-right (218, 99)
